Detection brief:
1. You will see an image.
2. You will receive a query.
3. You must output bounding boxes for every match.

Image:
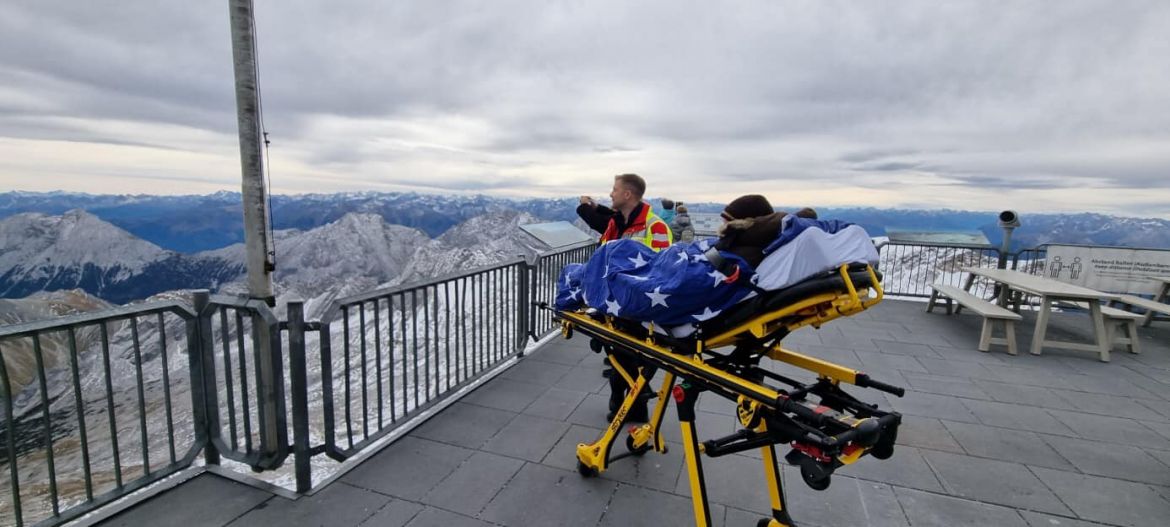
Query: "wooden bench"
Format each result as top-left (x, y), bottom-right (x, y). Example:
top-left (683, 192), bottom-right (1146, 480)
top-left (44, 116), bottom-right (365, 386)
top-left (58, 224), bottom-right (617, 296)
top-left (1057, 302), bottom-right (1144, 355)
top-left (928, 284), bottom-right (1022, 355)
top-left (1111, 294), bottom-right (1170, 327)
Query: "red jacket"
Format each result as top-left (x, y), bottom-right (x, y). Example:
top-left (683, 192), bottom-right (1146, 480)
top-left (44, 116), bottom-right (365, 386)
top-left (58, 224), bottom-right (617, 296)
top-left (599, 202), bottom-right (671, 251)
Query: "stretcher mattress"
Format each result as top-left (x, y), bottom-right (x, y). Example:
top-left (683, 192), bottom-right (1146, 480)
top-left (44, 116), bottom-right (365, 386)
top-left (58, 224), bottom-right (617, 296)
top-left (556, 217), bottom-right (878, 331)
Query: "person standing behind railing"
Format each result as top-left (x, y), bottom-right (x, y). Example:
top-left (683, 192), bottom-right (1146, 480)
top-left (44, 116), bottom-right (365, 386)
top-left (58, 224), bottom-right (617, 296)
top-left (671, 204), bottom-right (695, 243)
top-left (576, 173), bottom-right (671, 423)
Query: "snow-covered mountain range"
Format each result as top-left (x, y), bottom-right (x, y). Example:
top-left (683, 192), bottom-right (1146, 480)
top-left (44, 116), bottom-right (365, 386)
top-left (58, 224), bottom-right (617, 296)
top-left (4, 191), bottom-right (1169, 253)
top-left (0, 207), bottom-right (553, 315)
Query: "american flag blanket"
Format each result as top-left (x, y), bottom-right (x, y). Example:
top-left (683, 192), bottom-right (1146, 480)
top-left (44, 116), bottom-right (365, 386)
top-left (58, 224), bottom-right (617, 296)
top-left (554, 239), bottom-right (756, 327)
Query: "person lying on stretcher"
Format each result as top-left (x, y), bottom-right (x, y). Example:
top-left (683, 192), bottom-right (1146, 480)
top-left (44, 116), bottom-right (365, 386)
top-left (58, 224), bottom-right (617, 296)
top-left (554, 194), bottom-right (879, 332)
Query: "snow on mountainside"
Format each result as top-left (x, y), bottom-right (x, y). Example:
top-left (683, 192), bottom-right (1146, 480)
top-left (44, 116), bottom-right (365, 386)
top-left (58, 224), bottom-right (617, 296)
top-left (0, 290), bottom-right (113, 394)
top-left (394, 210), bottom-right (545, 284)
top-left (0, 210), bottom-right (167, 278)
top-left (0, 211), bottom-right (243, 303)
top-left (203, 213), bottom-right (432, 317)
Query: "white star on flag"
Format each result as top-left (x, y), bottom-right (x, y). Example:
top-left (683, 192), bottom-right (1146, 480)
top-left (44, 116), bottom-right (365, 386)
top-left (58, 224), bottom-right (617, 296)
top-left (628, 275), bottom-right (650, 281)
top-left (676, 251), bottom-right (690, 264)
top-left (691, 252), bottom-right (709, 263)
top-left (692, 307), bottom-right (722, 321)
top-left (645, 286), bottom-right (671, 308)
top-left (698, 239), bottom-right (711, 251)
top-left (628, 252), bottom-right (649, 268)
top-left (708, 269), bottom-right (727, 287)
top-left (568, 287), bottom-right (581, 301)
top-left (605, 298), bottom-right (622, 316)
top-left (564, 274), bottom-right (572, 286)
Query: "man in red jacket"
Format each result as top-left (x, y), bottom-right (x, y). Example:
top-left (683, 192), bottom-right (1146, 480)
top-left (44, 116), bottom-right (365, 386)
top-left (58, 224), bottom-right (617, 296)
top-left (577, 173), bottom-right (672, 251)
top-left (576, 173), bottom-right (671, 423)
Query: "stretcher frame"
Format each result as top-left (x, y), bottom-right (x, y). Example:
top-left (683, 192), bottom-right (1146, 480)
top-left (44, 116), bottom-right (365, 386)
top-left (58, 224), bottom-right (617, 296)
top-left (550, 264), bottom-right (904, 527)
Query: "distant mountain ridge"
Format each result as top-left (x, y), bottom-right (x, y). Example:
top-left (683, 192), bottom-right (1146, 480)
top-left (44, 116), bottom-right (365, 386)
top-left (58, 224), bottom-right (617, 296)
top-left (2, 191), bottom-right (1168, 253)
top-left (0, 208), bottom-right (548, 312)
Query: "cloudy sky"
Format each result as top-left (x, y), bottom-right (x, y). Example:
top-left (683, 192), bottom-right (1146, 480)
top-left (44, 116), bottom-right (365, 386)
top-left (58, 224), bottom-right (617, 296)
top-left (1, 1), bottom-right (1168, 216)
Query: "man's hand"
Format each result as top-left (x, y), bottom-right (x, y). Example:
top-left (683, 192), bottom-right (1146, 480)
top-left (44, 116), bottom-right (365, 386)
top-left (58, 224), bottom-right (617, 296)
top-left (579, 195), bottom-right (596, 207)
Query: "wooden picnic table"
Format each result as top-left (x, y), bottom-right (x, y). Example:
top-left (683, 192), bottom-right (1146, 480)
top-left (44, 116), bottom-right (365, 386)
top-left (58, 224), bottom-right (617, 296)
top-left (961, 267), bottom-right (1119, 361)
top-left (1151, 276), bottom-right (1170, 303)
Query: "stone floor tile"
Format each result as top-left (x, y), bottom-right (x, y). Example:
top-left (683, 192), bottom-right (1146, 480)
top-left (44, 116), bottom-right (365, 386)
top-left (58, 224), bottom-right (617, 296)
top-left (893, 486), bottom-right (1029, 527)
top-left (673, 448), bottom-right (779, 512)
top-left (916, 357), bottom-right (995, 378)
top-left (341, 436), bottom-right (474, 500)
top-left (856, 351), bottom-right (928, 374)
top-left (500, 358), bottom-right (573, 386)
top-left (1040, 434), bottom-right (1170, 486)
top-left (412, 401), bottom-right (516, 449)
top-left (600, 484), bottom-right (725, 527)
top-left (1018, 511), bottom-right (1111, 527)
top-left (963, 399), bottom-right (1075, 435)
top-left (421, 451), bottom-right (526, 517)
top-left (461, 378), bottom-right (547, 412)
top-left (358, 499), bottom-right (425, 526)
top-left (481, 413), bottom-right (571, 462)
top-left (874, 339), bottom-right (942, 358)
top-left (98, 474), bottom-right (273, 527)
top-left (406, 507), bottom-right (493, 527)
top-left (783, 472), bottom-right (911, 527)
top-left (480, 463), bottom-right (617, 527)
top-left (895, 417), bottom-right (965, 453)
top-left (971, 380), bottom-right (1078, 410)
top-left (885, 391), bottom-right (980, 423)
top-left (1047, 409), bottom-right (1170, 450)
top-left (523, 386), bottom-right (589, 421)
top-left (226, 481), bottom-right (390, 527)
top-left (540, 423), bottom-right (606, 472)
top-left (942, 421), bottom-right (1076, 471)
top-left (556, 364), bottom-right (610, 394)
top-left (1050, 388), bottom-right (1166, 421)
top-left (527, 341), bottom-right (592, 366)
top-left (901, 372), bottom-right (991, 399)
top-left (1030, 466), bottom-right (1170, 527)
top-left (599, 442), bottom-right (685, 494)
top-left (566, 393), bottom-right (613, 427)
top-left (922, 450), bottom-right (1072, 515)
top-left (837, 445), bottom-right (945, 493)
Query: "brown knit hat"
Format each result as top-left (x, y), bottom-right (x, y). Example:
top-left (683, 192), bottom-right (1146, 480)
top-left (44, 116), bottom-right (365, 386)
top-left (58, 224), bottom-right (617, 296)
top-left (721, 194), bottom-right (773, 221)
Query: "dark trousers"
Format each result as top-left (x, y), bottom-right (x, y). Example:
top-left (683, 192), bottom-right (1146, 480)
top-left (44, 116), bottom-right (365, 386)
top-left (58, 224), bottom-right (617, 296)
top-left (607, 351), bottom-right (650, 421)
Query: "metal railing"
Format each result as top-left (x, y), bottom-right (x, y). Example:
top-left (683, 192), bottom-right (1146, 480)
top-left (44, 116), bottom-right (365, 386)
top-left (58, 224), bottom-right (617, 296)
top-left (2, 238), bottom-right (1067, 525)
top-left (875, 242), bottom-right (1048, 299)
top-left (0, 243), bottom-right (596, 526)
top-left (0, 301), bottom-right (204, 527)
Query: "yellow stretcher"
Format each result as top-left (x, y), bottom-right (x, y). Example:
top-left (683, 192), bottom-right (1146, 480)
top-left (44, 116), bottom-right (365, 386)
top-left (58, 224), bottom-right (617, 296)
top-left (548, 263), bottom-right (904, 527)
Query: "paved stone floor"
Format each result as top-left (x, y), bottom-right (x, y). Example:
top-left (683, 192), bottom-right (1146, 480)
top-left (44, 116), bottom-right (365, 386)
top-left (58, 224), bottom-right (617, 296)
top-left (99, 299), bottom-right (1170, 526)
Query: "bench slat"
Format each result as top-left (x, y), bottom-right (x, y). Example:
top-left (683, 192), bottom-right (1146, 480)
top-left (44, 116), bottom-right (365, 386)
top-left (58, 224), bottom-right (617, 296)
top-left (931, 285), bottom-right (1022, 320)
top-left (1114, 294), bottom-right (1170, 315)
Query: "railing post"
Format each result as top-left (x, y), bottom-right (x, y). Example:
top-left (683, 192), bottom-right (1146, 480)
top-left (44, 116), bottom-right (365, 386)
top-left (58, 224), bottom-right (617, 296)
top-left (518, 260), bottom-right (531, 357)
top-left (286, 300), bottom-right (312, 493)
top-left (188, 290), bottom-right (220, 466)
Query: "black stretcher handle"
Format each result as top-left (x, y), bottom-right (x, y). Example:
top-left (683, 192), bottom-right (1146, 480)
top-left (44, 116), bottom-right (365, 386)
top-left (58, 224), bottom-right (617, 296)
top-left (854, 373), bottom-right (906, 398)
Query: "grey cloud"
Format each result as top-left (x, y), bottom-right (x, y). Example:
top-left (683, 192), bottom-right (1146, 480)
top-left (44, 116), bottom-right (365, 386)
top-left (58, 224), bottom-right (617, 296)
top-left (1, 0), bottom-right (1169, 211)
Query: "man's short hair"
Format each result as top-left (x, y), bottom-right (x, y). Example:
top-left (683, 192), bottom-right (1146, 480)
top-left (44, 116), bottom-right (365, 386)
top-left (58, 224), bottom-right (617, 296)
top-left (614, 173), bottom-right (646, 198)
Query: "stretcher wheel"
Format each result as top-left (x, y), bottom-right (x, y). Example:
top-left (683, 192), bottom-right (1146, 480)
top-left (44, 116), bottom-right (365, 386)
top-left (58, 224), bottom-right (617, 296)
top-left (577, 460), bottom-right (599, 478)
top-left (870, 427), bottom-right (897, 460)
top-left (625, 435), bottom-right (650, 456)
top-left (800, 462), bottom-right (831, 491)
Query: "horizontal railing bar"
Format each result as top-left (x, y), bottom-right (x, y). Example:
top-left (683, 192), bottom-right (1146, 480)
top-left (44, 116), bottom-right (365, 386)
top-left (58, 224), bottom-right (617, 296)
top-left (0, 300), bottom-right (195, 340)
top-left (321, 257), bottom-right (527, 323)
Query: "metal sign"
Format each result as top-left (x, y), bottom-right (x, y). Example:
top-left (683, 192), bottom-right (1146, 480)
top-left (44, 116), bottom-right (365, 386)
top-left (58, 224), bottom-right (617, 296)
top-left (886, 230), bottom-right (990, 246)
top-left (1044, 244), bottom-right (1170, 295)
top-left (520, 221), bottom-right (594, 249)
top-left (689, 213), bottom-right (723, 237)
